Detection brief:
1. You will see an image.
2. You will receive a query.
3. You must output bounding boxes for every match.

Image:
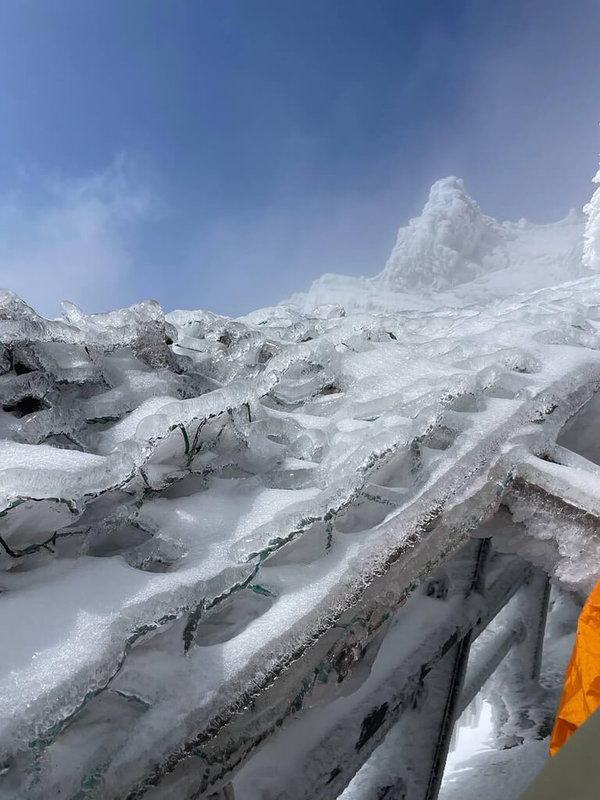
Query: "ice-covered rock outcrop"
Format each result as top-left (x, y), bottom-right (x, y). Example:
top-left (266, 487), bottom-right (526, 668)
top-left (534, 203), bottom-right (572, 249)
top-left (288, 177), bottom-right (585, 313)
top-left (378, 176), bottom-right (507, 291)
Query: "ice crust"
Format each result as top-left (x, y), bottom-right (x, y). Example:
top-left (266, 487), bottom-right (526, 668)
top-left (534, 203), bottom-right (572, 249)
top-left (1, 177), bottom-right (600, 797)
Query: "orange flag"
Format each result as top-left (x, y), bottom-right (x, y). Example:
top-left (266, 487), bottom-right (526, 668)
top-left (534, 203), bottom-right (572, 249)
top-left (550, 580), bottom-right (600, 757)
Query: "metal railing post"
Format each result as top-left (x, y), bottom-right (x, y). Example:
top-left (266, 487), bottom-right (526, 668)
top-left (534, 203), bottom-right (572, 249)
top-left (356, 539), bottom-right (491, 800)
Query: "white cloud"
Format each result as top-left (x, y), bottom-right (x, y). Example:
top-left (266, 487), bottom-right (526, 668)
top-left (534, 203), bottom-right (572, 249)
top-left (0, 154), bottom-right (154, 318)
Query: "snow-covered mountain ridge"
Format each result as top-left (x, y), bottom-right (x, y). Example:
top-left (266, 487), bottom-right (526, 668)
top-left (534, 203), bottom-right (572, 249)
top-left (287, 177), bottom-right (586, 314)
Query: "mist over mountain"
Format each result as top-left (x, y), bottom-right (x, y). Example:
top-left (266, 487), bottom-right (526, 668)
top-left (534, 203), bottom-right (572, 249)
top-left (286, 177), bottom-right (586, 314)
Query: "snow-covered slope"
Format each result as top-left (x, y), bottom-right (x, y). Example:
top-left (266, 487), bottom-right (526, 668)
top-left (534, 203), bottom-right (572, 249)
top-left (287, 177), bottom-right (585, 314)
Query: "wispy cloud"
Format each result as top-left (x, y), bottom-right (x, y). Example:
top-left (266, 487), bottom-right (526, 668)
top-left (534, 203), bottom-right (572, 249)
top-left (0, 154), bottom-right (154, 318)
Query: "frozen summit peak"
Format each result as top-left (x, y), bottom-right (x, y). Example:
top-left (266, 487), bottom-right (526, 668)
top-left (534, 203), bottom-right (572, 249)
top-left (417, 174), bottom-right (483, 229)
top-left (416, 175), bottom-right (493, 256)
top-left (377, 175), bottom-right (585, 295)
top-left (378, 176), bottom-right (508, 292)
top-left (285, 174), bottom-right (585, 313)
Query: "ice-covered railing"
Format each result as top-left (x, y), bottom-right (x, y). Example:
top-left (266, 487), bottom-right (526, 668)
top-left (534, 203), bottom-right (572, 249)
top-left (3, 271), bottom-right (600, 798)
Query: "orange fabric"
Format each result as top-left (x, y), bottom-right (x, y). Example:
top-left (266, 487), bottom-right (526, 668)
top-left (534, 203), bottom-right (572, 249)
top-left (549, 580), bottom-right (600, 757)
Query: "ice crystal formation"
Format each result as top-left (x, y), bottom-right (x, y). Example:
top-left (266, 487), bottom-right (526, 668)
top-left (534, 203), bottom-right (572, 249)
top-left (1, 177), bottom-right (600, 799)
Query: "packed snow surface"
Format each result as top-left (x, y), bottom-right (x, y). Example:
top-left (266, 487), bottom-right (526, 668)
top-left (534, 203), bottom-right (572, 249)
top-left (1, 176), bottom-right (600, 798)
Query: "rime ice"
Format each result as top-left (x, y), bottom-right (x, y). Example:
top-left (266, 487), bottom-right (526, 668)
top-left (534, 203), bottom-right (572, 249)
top-left (1, 177), bottom-right (600, 798)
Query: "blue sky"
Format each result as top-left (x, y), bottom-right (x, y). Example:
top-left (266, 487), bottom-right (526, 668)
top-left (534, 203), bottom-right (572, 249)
top-left (0, 0), bottom-right (599, 317)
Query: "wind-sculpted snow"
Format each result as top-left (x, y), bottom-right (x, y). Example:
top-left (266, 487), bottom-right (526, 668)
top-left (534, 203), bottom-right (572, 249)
top-left (2, 180), bottom-right (600, 798)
